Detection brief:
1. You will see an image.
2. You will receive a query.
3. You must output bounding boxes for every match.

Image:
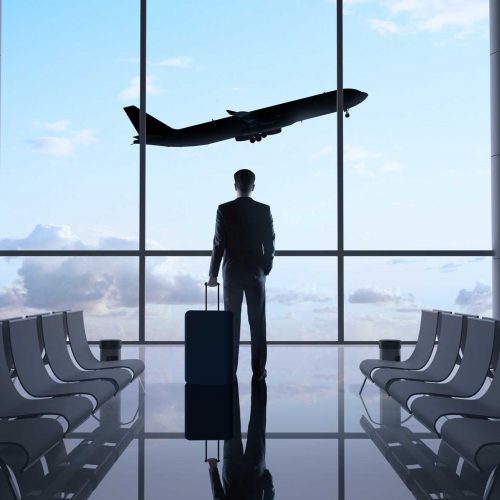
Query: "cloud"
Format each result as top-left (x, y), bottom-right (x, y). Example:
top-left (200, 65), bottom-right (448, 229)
top-left (455, 281), bottom-right (492, 315)
top-left (0, 224), bottom-right (133, 251)
top-left (41, 119), bottom-right (71, 132)
top-left (155, 56), bottom-right (193, 68)
top-left (268, 290), bottom-right (331, 305)
top-left (387, 258), bottom-right (420, 265)
top-left (368, 18), bottom-right (401, 35)
top-left (366, 0), bottom-right (488, 38)
top-left (440, 262), bottom-right (460, 273)
top-left (314, 306), bottom-right (337, 314)
top-left (28, 126), bottom-right (96, 157)
top-left (344, 143), bottom-right (402, 175)
top-left (310, 144), bottom-right (335, 161)
top-left (344, 144), bottom-right (380, 162)
top-left (380, 161), bottom-right (403, 173)
top-left (119, 75), bottom-right (162, 100)
top-left (349, 286), bottom-right (414, 305)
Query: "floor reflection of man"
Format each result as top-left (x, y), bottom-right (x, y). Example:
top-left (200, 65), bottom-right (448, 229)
top-left (208, 378), bottom-right (274, 499)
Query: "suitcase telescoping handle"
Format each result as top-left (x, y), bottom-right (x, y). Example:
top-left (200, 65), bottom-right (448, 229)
top-left (204, 282), bottom-right (220, 311)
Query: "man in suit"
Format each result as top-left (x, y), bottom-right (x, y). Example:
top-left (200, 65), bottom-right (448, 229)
top-left (208, 169), bottom-right (275, 380)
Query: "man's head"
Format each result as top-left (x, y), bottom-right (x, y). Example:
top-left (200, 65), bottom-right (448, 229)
top-left (234, 169), bottom-right (255, 197)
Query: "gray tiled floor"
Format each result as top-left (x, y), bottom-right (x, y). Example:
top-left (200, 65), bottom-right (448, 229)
top-left (12, 346), bottom-right (495, 499)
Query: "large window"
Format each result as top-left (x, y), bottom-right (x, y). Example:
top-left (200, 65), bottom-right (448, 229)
top-left (0, 1), bottom-right (492, 343)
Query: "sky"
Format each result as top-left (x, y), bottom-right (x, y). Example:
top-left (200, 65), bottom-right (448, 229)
top-left (0, 0), bottom-right (492, 340)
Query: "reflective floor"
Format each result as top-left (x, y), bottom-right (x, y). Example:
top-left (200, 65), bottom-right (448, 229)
top-left (7, 346), bottom-right (496, 499)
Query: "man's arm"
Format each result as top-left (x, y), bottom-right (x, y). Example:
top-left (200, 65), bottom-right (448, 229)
top-left (208, 207), bottom-right (225, 283)
top-left (263, 206), bottom-right (275, 275)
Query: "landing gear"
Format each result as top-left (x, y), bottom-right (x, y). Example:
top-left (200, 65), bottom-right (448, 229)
top-left (261, 133), bottom-right (267, 138)
top-left (256, 135), bottom-right (262, 142)
top-left (345, 109), bottom-right (350, 118)
top-left (250, 137), bottom-right (256, 143)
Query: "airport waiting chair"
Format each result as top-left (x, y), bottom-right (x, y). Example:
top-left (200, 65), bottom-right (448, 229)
top-left (410, 319), bottom-right (500, 436)
top-left (0, 417), bottom-right (65, 499)
top-left (7, 318), bottom-right (115, 409)
top-left (440, 418), bottom-right (500, 473)
top-left (359, 310), bottom-right (439, 394)
top-left (40, 313), bottom-right (132, 392)
top-left (64, 310), bottom-right (145, 379)
top-left (0, 321), bottom-right (93, 431)
top-left (372, 312), bottom-right (463, 392)
top-left (439, 418), bottom-right (500, 500)
top-left (388, 317), bottom-right (495, 411)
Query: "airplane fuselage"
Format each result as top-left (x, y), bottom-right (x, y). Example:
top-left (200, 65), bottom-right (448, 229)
top-left (125, 88), bottom-right (367, 147)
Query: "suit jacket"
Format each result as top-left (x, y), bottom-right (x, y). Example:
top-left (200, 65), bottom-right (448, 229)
top-left (209, 197), bottom-right (275, 280)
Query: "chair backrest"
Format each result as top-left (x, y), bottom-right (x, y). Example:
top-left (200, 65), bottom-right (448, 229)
top-left (482, 317), bottom-right (500, 374)
top-left (407, 310), bottom-right (439, 364)
top-left (423, 312), bottom-right (464, 379)
top-left (40, 313), bottom-right (78, 377)
top-left (448, 317), bottom-right (495, 392)
top-left (0, 316), bottom-right (23, 372)
top-left (0, 321), bottom-right (29, 398)
top-left (8, 317), bottom-right (52, 393)
top-left (65, 310), bottom-right (95, 364)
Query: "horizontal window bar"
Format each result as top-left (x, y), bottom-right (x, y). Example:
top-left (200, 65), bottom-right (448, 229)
top-left (67, 431), bottom-right (435, 440)
top-left (0, 250), bottom-right (493, 257)
top-left (95, 340), bottom-right (418, 345)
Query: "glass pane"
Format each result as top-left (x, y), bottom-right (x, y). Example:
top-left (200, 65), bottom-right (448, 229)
top-left (345, 439), bottom-right (415, 499)
top-left (344, 1), bottom-right (490, 249)
top-left (146, 0), bottom-right (337, 249)
top-left (146, 257), bottom-right (337, 340)
top-left (144, 346), bottom-right (338, 432)
top-left (1, 1), bottom-right (139, 249)
top-left (345, 257), bottom-right (492, 340)
top-left (0, 257), bottom-right (138, 340)
top-left (146, 439), bottom-right (338, 499)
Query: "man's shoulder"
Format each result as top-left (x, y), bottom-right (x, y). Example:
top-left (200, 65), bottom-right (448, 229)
top-left (218, 199), bottom-right (271, 213)
top-left (252, 199), bottom-right (271, 211)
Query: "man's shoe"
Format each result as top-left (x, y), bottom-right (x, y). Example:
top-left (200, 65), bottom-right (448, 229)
top-left (253, 369), bottom-right (267, 381)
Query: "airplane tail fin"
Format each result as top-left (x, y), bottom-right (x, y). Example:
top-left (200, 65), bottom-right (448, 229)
top-left (123, 106), bottom-right (176, 135)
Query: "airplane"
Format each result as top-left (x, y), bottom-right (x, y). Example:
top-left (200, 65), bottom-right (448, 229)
top-left (123, 88), bottom-right (367, 147)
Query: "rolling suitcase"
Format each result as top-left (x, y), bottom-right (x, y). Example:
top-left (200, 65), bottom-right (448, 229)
top-left (185, 283), bottom-right (234, 384)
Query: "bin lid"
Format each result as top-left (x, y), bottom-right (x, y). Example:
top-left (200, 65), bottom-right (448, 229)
top-left (378, 339), bottom-right (401, 349)
top-left (99, 339), bottom-right (122, 349)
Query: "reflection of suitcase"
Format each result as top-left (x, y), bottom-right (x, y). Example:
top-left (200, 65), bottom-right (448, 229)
top-left (185, 283), bottom-right (234, 385)
top-left (185, 384), bottom-right (234, 441)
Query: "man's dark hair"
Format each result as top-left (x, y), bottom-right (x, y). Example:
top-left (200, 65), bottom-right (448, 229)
top-left (234, 169), bottom-right (255, 194)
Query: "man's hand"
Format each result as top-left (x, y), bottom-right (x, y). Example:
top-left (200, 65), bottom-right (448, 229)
top-left (207, 276), bottom-right (218, 287)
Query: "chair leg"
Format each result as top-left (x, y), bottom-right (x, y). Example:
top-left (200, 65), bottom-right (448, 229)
top-left (484, 464), bottom-right (500, 500)
top-left (0, 461), bottom-right (21, 500)
top-left (138, 375), bottom-right (146, 394)
top-left (359, 376), bottom-right (368, 395)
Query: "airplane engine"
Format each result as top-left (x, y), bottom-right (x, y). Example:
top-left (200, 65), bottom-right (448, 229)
top-left (265, 128), bottom-right (282, 136)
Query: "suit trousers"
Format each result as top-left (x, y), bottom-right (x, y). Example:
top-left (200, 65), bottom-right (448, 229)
top-left (223, 274), bottom-right (267, 376)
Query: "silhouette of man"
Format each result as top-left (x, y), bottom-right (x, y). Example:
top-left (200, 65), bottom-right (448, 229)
top-left (207, 378), bottom-right (274, 500)
top-left (208, 169), bottom-right (275, 380)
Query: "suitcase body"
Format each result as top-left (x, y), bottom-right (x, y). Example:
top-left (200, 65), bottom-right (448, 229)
top-left (185, 284), bottom-right (235, 385)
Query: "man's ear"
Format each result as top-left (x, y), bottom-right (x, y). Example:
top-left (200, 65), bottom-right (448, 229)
top-left (234, 183), bottom-right (238, 191)
top-left (251, 184), bottom-right (255, 192)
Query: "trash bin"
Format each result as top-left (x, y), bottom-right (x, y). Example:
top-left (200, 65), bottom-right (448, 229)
top-left (99, 339), bottom-right (122, 362)
top-left (378, 339), bottom-right (401, 362)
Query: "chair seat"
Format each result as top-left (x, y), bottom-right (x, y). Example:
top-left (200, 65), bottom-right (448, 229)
top-left (440, 418), bottom-right (500, 470)
top-left (0, 418), bottom-right (64, 472)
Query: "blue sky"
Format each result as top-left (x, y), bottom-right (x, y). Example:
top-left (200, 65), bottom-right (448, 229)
top-left (0, 0), bottom-right (492, 340)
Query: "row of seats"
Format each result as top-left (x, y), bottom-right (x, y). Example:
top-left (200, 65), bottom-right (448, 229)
top-left (0, 310), bottom-right (144, 499)
top-left (359, 310), bottom-right (500, 498)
